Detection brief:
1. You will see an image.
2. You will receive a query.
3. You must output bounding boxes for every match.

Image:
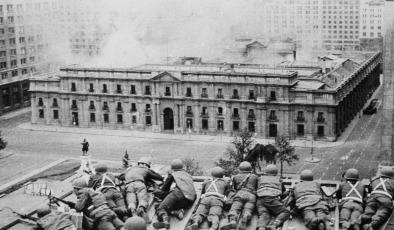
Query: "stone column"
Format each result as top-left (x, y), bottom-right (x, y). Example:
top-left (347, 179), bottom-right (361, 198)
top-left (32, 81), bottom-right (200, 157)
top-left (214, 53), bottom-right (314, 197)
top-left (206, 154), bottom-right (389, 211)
top-left (193, 104), bottom-right (200, 133)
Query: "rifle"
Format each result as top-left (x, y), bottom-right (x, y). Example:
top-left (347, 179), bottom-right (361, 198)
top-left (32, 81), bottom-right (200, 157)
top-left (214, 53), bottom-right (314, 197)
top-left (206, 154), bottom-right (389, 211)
top-left (0, 207), bottom-right (38, 222)
top-left (48, 195), bottom-right (76, 209)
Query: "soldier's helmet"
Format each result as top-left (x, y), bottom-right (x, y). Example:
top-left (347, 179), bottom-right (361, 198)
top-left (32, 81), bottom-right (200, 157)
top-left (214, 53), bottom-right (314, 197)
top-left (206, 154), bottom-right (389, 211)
top-left (37, 204), bottom-right (51, 218)
top-left (95, 163), bottom-right (107, 173)
top-left (171, 159), bottom-right (183, 171)
top-left (72, 178), bottom-right (88, 189)
top-left (138, 157), bottom-right (152, 168)
top-left (300, 170), bottom-right (314, 181)
top-left (211, 167), bottom-right (225, 178)
top-left (238, 161), bottom-right (252, 173)
top-left (380, 167), bottom-right (394, 178)
top-left (265, 164), bottom-right (278, 176)
top-left (344, 168), bottom-right (359, 181)
top-left (123, 216), bottom-right (147, 230)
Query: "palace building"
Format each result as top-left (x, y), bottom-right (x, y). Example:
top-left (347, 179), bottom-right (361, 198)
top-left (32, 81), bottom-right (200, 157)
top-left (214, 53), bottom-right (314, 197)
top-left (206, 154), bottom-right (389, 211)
top-left (29, 52), bottom-right (382, 142)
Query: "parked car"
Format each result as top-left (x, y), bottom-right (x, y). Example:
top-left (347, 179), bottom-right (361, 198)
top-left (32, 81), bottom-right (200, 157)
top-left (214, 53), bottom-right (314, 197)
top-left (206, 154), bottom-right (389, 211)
top-left (363, 99), bottom-right (379, 115)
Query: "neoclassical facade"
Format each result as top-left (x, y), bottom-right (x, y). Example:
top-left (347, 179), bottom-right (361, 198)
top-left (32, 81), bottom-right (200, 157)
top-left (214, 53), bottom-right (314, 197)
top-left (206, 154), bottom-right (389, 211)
top-left (29, 52), bottom-right (382, 141)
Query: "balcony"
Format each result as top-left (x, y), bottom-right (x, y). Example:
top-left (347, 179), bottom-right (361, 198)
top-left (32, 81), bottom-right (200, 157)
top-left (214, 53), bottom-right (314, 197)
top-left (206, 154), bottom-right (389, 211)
top-left (269, 97), bottom-right (277, 101)
top-left (248, 114), bottom-right (256, 120)
top-left (116, 90), bottom-right (122, 94)
top-left (89, 88), bottom-right (94, 93)
top-left (102, 106), bottom-right (109, 111)
top-left (71, 87), bottom-right (76, 92)
top-left (71, 105), bottom-right (78, 110)
top-left (38, 103), bottom-right (44, 107)
top-left (102, 89), bottom-right (108, 93)
top-left (217, 94), bottom-right (224, 99)
top-left (165, 92), bottom-right (171, 96)
top-left (52, 103), bottom-right (58, 108)
top-left (232, 95), bottom-right (240, 99)
top-left (248, 95), bottom-right (256, 100)
top-left (317, 117), bottom-right (325, 123)
top-left (144, 109), bottom-right (152, 113)
top-left (201, 112), bottom-right (209, 118)
top-left (185, 111), bottom-right (193, 117)
top-left (232, 114), bottom-right (240, 119)
top-left (145, 91), bottom-right (151, 95)
top-left (186, 93), bottom-right (192, 97)
top-left (130, 108), bottom-right (137, 112)
top-left (268, 115), bottom-right (278, 121)
top-left (116, 107), bottom-right (123, 113)
top-left (217, 113), bottom-right (224, 117)
top-left (89, 105), bottom-right (95, 110)
top-left (130, 90), bottom-right (136, 95)
top-left (201, 94), bottom-right (208, 98)
top-left (296, 116), bottom-right (305, 122)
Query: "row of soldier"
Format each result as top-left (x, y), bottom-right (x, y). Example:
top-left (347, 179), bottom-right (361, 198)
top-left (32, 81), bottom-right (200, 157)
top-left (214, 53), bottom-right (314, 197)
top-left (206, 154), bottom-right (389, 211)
top-left (31, 158), bottom-right (394, 230)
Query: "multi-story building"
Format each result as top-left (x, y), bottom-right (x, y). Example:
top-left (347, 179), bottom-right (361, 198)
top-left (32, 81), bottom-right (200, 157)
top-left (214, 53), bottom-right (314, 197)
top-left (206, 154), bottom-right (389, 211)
top-left (360, 0), bottom-right (385, 50)
top-left (29, 52), bottom-right (382, 142)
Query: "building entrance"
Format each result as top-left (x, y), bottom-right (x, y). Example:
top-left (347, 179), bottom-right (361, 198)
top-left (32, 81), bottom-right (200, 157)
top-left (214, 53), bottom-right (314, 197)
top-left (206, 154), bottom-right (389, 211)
top-left (163, 108), bottom-right (174, 130)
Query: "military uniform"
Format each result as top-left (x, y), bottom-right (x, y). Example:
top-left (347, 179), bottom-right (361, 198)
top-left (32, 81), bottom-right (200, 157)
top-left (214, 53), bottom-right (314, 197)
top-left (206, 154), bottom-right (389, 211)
top-left (33, 212), bottom-right (75, 230)
top-left (75, 188), bottom-right (124, 230)
top-left (190, 176), bottom-right (230, 230)
top-left (292, 181), bottom-right (329, 230)
top-left (256, 175), bottom-right (290, 230)
top-left (122, 165), bottom-right (164, 212)
top-left (360, 176), bottom-right (394, 230)
top-left (337, 180), bottom-right (365, 230)
top-left (88, 172), bottom-right (127, 218)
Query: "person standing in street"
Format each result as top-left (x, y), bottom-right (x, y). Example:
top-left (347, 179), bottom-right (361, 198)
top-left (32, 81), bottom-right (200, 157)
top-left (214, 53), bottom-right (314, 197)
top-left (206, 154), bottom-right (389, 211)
top-left (81, 139), bottom-right (89, 156)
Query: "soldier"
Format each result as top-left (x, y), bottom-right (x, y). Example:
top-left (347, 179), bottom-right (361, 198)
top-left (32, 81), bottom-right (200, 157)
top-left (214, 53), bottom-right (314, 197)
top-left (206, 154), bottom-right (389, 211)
top-left (32, 205), bottom-right (76, 230)
top-left (221, 161), bottom-right (258, 230)
top-left (336, 168), bottom-right (366, 230)
top-left (88, 163), bottom-right (128, 220)
top-left (186, 166), bottom-right (230, 230)
top-left (120, 157), bottom-right (164, 221)
top-left (290, 170), bottom-right (329, 230)
top-left (360, 167), bottom-right (394, 230)
top-left (72, 178), bottom-right (124, 230)
top-left (121, 216), bottom-right (147, 230)
top-left (153, 159), bottom-right (196, 230)
top-left (256, 164), bottom-right (290, 230)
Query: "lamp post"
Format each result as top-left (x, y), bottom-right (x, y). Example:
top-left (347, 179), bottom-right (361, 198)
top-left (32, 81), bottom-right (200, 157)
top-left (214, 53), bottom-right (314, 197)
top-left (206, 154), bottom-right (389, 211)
top-left (72, 115), bottom-right (76, 132)
top-left (219, 121), bottom-right (223, 142)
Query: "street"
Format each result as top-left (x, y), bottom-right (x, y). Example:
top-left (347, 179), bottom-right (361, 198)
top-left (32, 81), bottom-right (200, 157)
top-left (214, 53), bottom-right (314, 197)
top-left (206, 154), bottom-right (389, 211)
top-left (0, 88), bottom-right (384, 184)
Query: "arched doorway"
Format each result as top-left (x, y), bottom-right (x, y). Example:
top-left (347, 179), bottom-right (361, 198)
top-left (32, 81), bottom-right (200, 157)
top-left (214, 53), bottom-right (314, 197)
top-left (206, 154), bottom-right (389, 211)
top-left (163, 108), bottom-right (174, 130)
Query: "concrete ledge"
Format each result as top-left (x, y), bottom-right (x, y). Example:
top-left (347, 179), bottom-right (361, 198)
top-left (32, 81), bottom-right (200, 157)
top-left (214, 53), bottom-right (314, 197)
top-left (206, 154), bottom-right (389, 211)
top-left (0, 151), bottom-right (13, 160)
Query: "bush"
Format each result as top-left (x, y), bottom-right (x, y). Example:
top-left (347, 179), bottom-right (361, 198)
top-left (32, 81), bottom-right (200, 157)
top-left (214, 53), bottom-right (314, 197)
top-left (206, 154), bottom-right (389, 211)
top-left (183, 157), bottom-right (204, 176)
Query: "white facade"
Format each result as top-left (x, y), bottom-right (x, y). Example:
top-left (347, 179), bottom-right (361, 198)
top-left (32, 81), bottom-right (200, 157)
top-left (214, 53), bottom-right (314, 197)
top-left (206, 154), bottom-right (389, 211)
top-left (360, 0), bottom-right (385, 38)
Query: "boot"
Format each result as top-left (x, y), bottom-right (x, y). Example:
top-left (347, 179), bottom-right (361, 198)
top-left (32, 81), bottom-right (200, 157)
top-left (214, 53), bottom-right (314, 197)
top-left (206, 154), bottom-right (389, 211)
top-left (237, 214), bottom-right (249, 230)
top-left (318, 219), bottom-right (326, 230)
top-left (153, 213), bottom-right (171, 229)
top-left (185, 217), bottom-right (201, 230)
top-left (363, 224), bottom-right (372, 230)
top-left (173, 209), bottom-right (185, 220)
top-left (210, 220), bottom-right (220, 230)
top-left (220, 216), bottom-right (237, 230)
top-left (267, 220), bottom-right (280, 230)
top-left (137, 207), bottom-right (150, 224)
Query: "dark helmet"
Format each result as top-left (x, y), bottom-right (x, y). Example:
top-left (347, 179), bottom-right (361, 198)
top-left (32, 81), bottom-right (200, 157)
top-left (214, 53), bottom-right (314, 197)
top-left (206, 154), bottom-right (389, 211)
top-left (95, 163), bottom-right (108, 173)
top-left (300, 170), bottom-right (314, 181)
top-left (171, 159), bottom-right (183, 171)
top-left (37, 204), bottom-right (51, 218)
top-left (123, 216), bottom-right (147, 230)
top-left (344, 168), bottom-right (359, 181)
top-left (380, 167), bottom-right (394, 178)
top-left (211, 167), bottom-right (225, 178)
top-left (238, 161), bottom-right (252, 173)
top-left (265, 164), bottom-right (278, 176)
top-left (72, 178), bottom-right (88, 189)
top-left (138, 157), bottom-right (151, 168)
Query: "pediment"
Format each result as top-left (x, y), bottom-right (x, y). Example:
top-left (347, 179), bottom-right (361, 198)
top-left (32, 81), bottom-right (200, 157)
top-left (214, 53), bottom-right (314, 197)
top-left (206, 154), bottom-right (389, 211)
top-left (151, 71), bottom-right (180, 82)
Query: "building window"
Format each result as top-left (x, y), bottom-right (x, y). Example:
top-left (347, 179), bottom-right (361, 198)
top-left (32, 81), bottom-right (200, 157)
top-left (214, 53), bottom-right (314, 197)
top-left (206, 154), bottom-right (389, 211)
top-left (248, 122), bottom-right (255, 132)
top-left (202, 119), bottom-right (208, 129)
top-left (103, 84), bottom-right (108, 93)
top-left (165, 87), bottom-right (171, 96)
top-left (52, 98), bottom-right (58, 107)
top-left (201, 88), bottom-right (208, 98)
top-left (218, 107), bottom-right (223, 115)
top-left (145, 86), bottom-right (151, 95)
top-left (71, 100), bottom-right (77, 109)
top-left (217, 88), bottom-right (223, 98)
top-left (248, 109), bottom-right (255, 119)
top-left (202, 107), bottom-right (208, 116)
top-left (318, 126), bottom-right (325, 136)
top-left (146, 116), bottom-right (152, 125)
top-left (117, 114), bottom-right (123, 123)
top-left (10, 60), bottom-right (17, 67)
top-left (0, 62), bottom-right (6, 69)
top-left (89, 101), bottom-right (95, 110)
top-left (233, 108), bottom-right (239, 118)
top-left (186, 87), bottom-right (192, 97)
top-left (233, 121), bottom-right (240, 131)
top-left (269, 110), bottom-right (277, 120)
top-left (103, 101), bottom-right (109, 111)
top-left (131, 103), bottom-right (137, 112)
top-left (116, 84), bottom-right (122, 94)
top-left (270, 91), bottom-right (276, 101)
top-left (71, 83), bottom-right (76, 92)
top-left (116, 102), bottom-right (122, 112)
top-left (132, 115), bottom-right (137, 124)
top-left (186, 106), bottom-right (193, 116)
top-left (317, 112), bottom-right (325, 122)
top-left (297, 124), bottom-right (304, 136)
top-left (269, 124), bottom-right (278, 137)
top-left (53, 110), bottom-right (59, 119)
top-left (187, 119), bottom-right (193, 129)
top-left (104, 114), bottom-right (109, 123)
top-left (145, 104), bottom-right (151, 112)
top-left (249, 90), bottom-right (255, 100)
top-left (89, 83), bottom-right (94, 92)
top-left (297, 111), bottom-right (305, 121)
top-left (217, 120), bottom-right (224, 130)
top-left (12, 70), bottom-right (18, 77)
top-left (39, 109), bottom-right (44, 118)
top-left (130, 85), bottom-right (136, 94)
top-left (38, 97), bottom-right (44, 106)
top-left (90, 113), bottom-right (96, 122)
top-left (232, 89), bottom-right (239, 99)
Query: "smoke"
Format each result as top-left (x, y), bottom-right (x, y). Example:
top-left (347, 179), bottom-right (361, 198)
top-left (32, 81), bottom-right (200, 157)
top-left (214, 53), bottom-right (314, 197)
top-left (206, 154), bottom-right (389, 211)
top-left (61, 0), bottom-right (270, 67)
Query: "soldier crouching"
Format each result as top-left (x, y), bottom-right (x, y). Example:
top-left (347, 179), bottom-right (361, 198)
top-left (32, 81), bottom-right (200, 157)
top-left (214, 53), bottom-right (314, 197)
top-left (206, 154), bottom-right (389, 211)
top-left (221, 161), bottom-right (258, 230)
top-left (72, 178), bottom-right (124, 230)
top-left (187, 166), bottom-right (230, 230)
top-left (256, 164), bottom-right (290, 230)
top-left (360, 167), bottom-right (394, 230)
top-left (153, 159), bottom-right (196, 230)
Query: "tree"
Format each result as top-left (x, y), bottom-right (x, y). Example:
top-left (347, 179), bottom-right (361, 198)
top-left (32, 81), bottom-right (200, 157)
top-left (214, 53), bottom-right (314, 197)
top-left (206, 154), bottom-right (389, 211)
top-left (0, 131), bottom-right (7, 152)
top-left (183, 157), bottom-right (203, 176)
top-left (215, 128), bottom-right (255, 176)
top-left (274, 135), bottom-right (299, 178)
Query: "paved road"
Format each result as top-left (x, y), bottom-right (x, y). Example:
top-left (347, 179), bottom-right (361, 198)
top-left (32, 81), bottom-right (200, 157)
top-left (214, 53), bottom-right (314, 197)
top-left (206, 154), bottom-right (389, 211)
top-left (0, 87), bottom-right (384, 184)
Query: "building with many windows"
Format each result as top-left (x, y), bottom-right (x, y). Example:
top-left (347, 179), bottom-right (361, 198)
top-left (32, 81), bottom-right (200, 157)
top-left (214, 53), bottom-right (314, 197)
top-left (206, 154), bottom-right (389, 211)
top-left (29, 52), bottom-right (382, 141)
